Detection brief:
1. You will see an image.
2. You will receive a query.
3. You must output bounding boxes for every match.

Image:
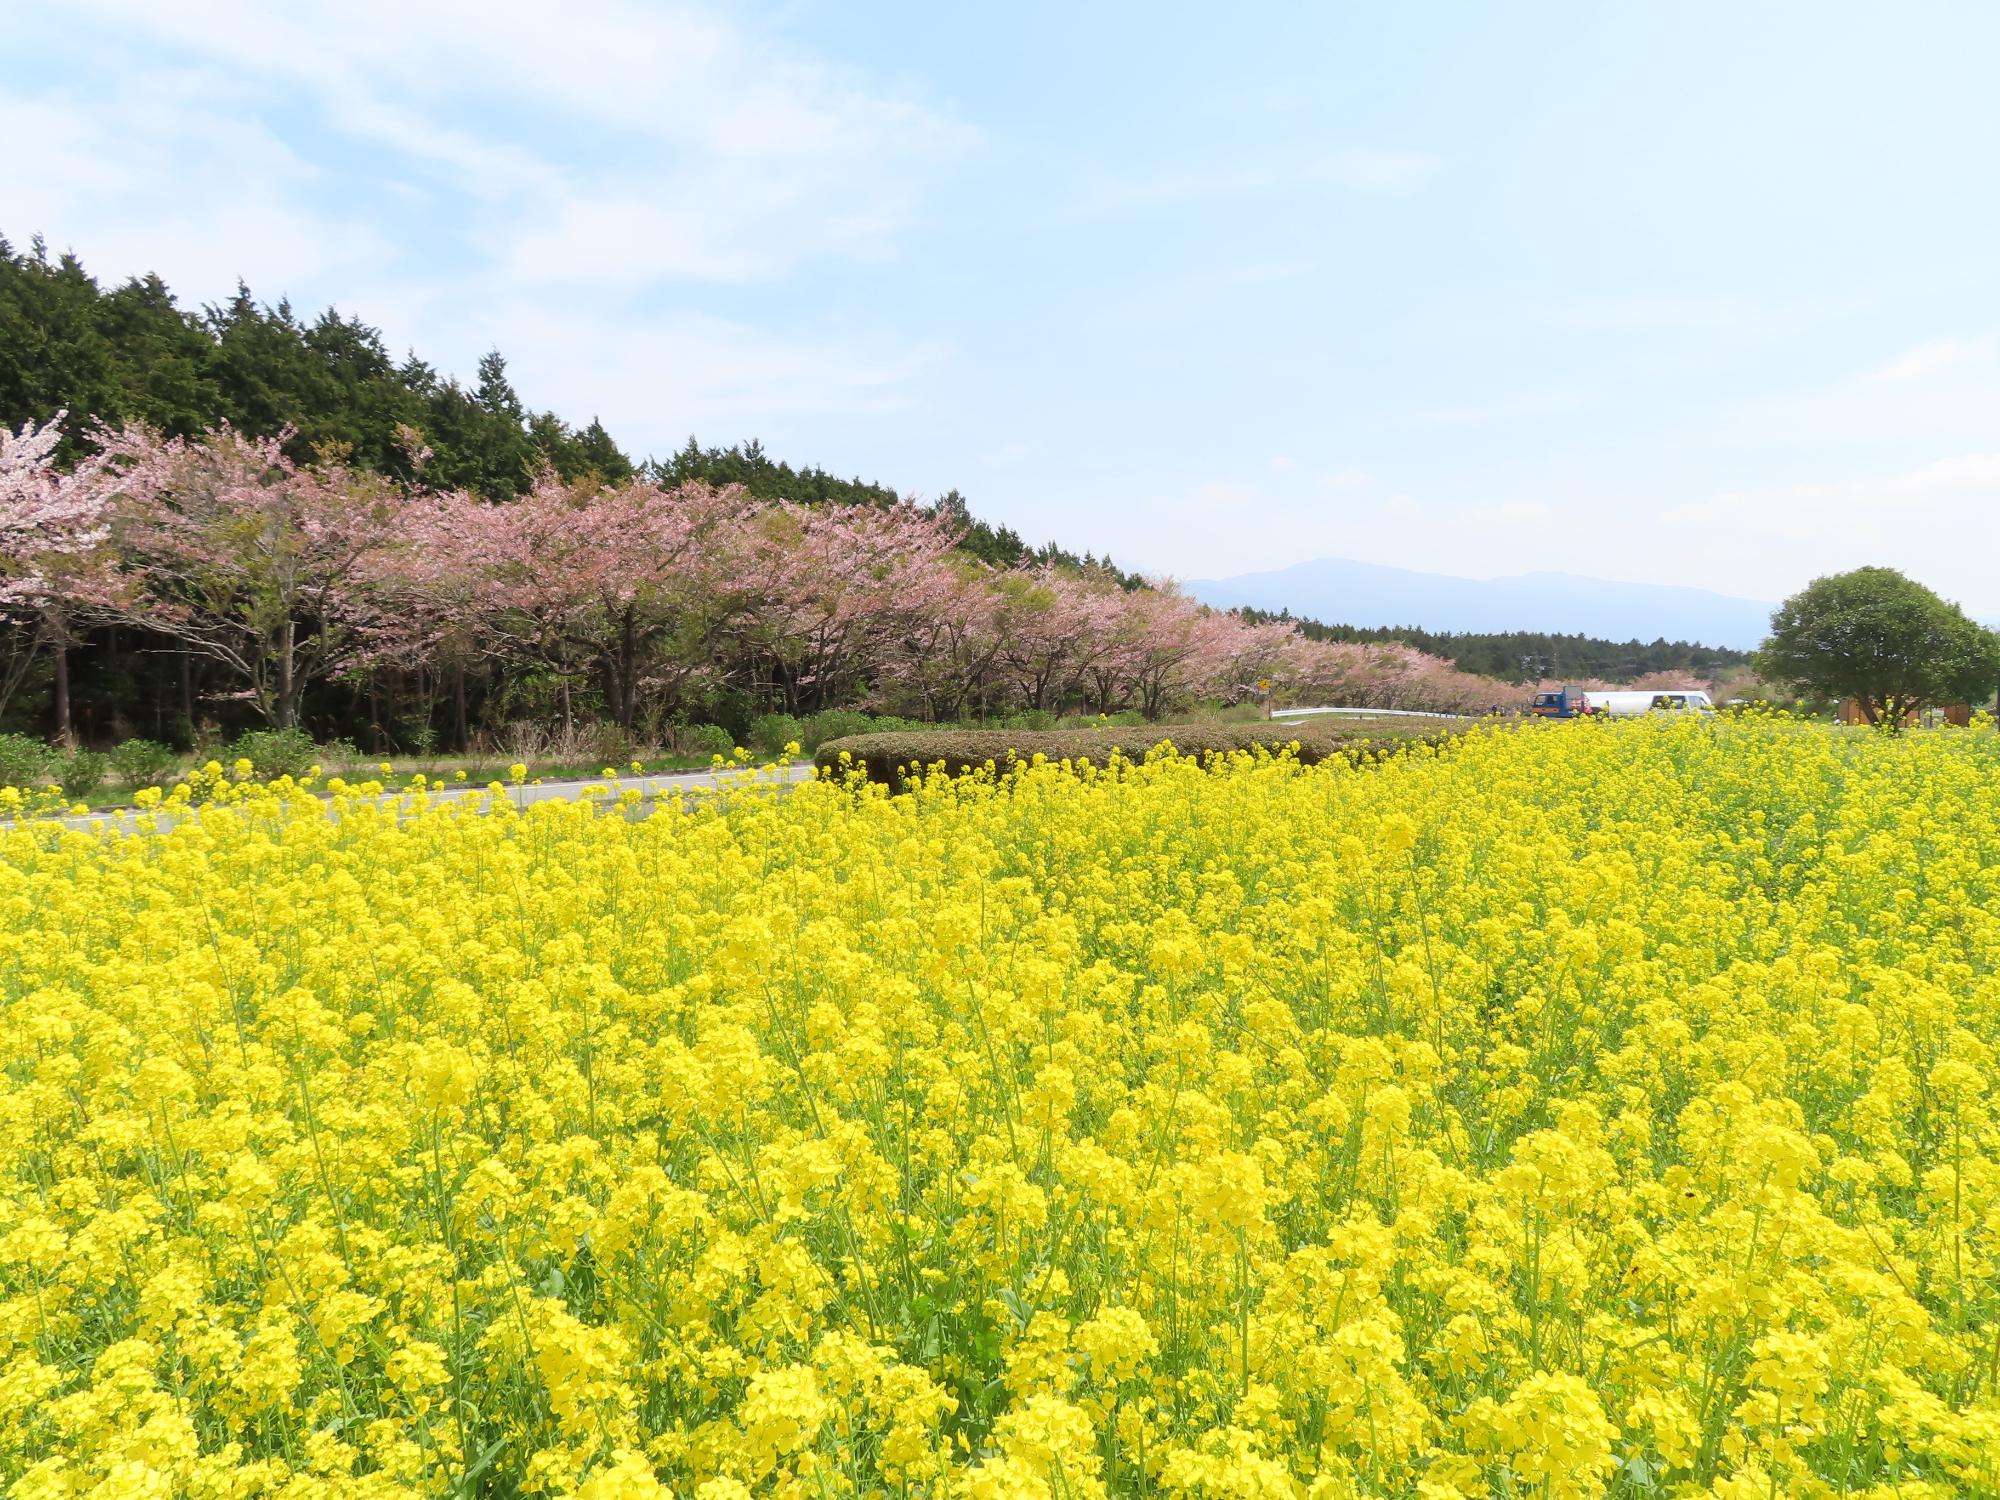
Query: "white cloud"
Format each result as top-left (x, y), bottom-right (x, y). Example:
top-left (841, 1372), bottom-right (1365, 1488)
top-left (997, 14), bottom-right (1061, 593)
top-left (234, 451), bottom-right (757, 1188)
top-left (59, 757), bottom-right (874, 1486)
top-left (1, 0), bottom-right (969, 451)
top-left (18, 0), bottom-right (971, 291)
top-left (0, 76), bottom-right (391, 298)
top-left (1869, 336), bottom-right (1995, 383)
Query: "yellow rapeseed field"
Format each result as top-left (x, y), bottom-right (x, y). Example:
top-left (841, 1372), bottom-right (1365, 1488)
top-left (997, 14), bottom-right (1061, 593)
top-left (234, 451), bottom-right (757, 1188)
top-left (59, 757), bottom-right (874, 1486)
top-left (3, 718), bottom-right (1998, 1500)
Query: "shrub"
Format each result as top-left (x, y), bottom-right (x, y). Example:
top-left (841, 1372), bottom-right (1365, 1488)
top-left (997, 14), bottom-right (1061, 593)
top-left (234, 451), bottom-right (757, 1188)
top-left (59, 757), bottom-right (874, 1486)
top-left (0, 734), bottom-right (57, 791)
top-left (799, 709), bottom-right (877, 752)
top-left (748, 713), bottom-right (805, 757)
top-left (675, 723), bottom-right (736, 760)
top-left (318, 739), bottom-right (363, 775)
top-left (815, 719), bottom-right (1458, 785)
top-left (799, 710), bottom-right (941, 749)
top-left (110, 738), bottom-right (181, 788)
top-left (225, 727), bottom-right (320, 780)
top-left (57, 749), bottom-right (110, 800)
top-left (998, 709), bottom-right (1057, 731)
top-left (584, 721), bottom-right (636, 768)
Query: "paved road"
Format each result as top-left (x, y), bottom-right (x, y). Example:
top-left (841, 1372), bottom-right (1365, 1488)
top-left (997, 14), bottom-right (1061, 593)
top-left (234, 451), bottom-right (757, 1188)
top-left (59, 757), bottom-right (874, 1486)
top-left (486, 761), bottom-right (810, 808)
top-left (1270, 706), bottom-right (1468, 722)
top-left (21, 761), bottom-right (814, 837)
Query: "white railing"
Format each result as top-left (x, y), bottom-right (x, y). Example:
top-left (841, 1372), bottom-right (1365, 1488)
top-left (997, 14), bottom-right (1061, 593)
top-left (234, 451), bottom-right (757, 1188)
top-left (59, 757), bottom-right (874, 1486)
top-left (1270, 706), bottom-right (1464, 721)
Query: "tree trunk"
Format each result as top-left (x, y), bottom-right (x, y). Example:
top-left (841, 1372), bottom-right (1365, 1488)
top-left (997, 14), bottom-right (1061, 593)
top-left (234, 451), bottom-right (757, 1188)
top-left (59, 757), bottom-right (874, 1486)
top-left (51, 638), bottom-right (73, 746)
top-left (620, 611), bottom-right (639, 731)
top-left (452, 665), bottom-right (470, 751)
top-left (179, 649), bottom-right (196, 744)
top-left (276, 620), bottom-right (298, 729)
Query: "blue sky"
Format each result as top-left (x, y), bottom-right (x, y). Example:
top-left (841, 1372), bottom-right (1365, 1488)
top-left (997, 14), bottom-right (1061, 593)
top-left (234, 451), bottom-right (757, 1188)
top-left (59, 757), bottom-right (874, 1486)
top-left (8, 2), bottom-right (2000, 615)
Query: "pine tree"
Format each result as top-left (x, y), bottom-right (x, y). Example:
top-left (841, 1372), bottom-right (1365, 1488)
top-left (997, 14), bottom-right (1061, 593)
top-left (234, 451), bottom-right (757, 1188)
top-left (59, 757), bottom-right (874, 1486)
top-left (0, 239), bottom-right (129, 462)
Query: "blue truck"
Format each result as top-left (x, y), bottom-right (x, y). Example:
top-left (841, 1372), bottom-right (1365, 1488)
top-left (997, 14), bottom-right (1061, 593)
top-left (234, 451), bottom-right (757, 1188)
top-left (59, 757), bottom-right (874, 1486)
top-left (1529, 685), bottom-right (1594, 719)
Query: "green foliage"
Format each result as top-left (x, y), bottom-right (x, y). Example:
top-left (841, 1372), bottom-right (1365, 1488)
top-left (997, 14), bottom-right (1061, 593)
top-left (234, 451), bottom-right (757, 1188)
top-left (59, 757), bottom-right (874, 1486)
top-left (747, 713), bottom-right (805, 757)
top-left (583, 721), bottom-right (636, 769)
top-left (1, 235), bottom-right (1124, 615)
top-left (56, 748), bottom-right (109, 799)
top-left (815, 720), bottom-right (1456, 785)
top-left (797, 710), bottom-right (878, 752)
top-left (0, 237), bottom-right (634, 498)
top-left (0, 735), bottom-right (107, 799)
top-left (794, 710), bottom-right (862, 750)
top-left (0, 733), bottom-right (56, 790)
top-left (1753, 567), bottom-right (2000, 724)
top-left (1236, 606), bottom-right (1751, 681)
top-left (109, 738), bottom-right (180, 788)
top-left (225, 727), bottom-right (320, 779)
top-left (674, 723), bottom-right (737, 760)
top-left (0, 240), bottom-right (216, 465)
top-left (794, 710), bottom-right (940, 752)
top-left (997, 708), bottom-right (1055, 731)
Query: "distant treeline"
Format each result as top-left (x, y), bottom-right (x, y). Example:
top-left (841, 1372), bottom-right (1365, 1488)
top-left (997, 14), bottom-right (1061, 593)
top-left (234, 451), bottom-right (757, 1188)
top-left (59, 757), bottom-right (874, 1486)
top-left (1232, 608), bottom-right (1752, 683)
top-left (0, 235), bottom-right (1137, 585)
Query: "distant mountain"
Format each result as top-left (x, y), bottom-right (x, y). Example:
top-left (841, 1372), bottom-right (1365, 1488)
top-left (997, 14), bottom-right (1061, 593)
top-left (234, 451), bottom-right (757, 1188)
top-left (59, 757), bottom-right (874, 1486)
top-left (1188, 557), bottom-right (1774, 649)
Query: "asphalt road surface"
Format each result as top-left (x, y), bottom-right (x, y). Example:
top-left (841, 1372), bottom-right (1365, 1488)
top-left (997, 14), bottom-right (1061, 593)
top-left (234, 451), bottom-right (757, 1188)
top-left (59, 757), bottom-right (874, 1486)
top-left (22, 761), bottom-right (814, 837)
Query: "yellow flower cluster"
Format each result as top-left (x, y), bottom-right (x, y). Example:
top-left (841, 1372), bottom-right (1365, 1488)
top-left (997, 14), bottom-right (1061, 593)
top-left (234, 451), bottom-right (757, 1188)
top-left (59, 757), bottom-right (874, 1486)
top-left (3, 717), bottom-right (1998, 1499)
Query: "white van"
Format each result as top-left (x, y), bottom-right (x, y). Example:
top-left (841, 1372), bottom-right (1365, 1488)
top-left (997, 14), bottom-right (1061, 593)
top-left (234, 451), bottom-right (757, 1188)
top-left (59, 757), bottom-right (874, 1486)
top-left (1590, 689), bottom-right (1715, 718)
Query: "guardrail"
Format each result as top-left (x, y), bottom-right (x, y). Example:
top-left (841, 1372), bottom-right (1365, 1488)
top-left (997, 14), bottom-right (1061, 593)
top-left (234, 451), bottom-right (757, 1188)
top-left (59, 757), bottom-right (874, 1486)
top-left (1269, 706), bottom-right (1465, 721)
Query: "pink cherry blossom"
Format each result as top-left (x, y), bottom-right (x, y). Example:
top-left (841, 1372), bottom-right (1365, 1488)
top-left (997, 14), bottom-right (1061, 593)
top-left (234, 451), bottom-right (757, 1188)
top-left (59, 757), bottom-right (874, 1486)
top-left (0, 413), bottom-right (134, 738)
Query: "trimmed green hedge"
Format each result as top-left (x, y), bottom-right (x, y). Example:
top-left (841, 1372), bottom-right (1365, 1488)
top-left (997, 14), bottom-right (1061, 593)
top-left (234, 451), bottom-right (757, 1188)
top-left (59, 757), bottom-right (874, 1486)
top-left (814, 719), bottom-right (1459, 786)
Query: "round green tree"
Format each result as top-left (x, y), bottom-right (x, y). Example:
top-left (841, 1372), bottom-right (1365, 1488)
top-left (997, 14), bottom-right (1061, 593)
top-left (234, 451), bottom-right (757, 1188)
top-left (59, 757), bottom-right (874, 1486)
top-left (1753, 567), bottom-right (2000, 725)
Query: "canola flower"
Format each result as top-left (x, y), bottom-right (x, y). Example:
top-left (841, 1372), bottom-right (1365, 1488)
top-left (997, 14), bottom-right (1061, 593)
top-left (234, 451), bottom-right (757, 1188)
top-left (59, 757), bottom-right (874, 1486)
top-left (1, 716), bottom-right (1998, 1499)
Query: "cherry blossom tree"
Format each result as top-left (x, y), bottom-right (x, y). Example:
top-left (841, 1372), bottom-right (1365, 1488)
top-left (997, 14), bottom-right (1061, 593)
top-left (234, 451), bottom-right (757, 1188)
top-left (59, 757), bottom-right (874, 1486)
top-left (1629, 667), bottom-right (1715, 692)
top-left (1079, 584), bottom-right (1247, 718)
top-left (990, 567), bottom-right (1125, 712)
top-left (382, 471), bottom-right (753, 734)
top-left (352, 487), bottom-right (492, 747)
top-left (1314, 639), bottom-right (1521, 713)
top-left (732, 501), bottom-right (966, 713)
top-left (104, 425), bottom-right (402, 730)
top-left (0, 413), bottom-right (133, 741)
top-left (588, 476), bottom-right (749, 729)
top-left (8, 406), bottom-right (1535, 745)
top-left (872, 555), bottom-right (1005, 720)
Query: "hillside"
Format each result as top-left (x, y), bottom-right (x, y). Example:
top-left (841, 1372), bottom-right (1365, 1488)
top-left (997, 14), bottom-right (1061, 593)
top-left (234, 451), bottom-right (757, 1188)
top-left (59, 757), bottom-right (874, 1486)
top-left (1191, 555), bottom-right (1773, 650)
top-left (1230, 610), bottom-right (1751, 682)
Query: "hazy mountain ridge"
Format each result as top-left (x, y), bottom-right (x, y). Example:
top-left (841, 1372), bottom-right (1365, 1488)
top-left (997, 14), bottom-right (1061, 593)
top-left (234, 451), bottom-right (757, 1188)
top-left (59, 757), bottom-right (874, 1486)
top-left (1189, 557), bottom-right (1776, 650)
